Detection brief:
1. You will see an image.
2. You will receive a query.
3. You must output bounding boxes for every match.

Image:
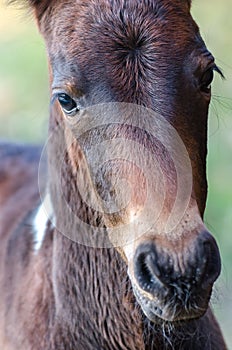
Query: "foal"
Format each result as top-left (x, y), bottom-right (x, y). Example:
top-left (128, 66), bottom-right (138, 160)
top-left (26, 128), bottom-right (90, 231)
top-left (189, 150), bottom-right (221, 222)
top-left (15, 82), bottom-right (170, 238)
top-left (0, 0), bottom-right (227, 349)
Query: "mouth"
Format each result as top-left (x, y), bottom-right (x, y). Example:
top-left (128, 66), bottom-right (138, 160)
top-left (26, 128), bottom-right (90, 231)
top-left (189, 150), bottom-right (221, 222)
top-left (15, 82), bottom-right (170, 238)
top-left (127, 234), bottom-right (220, 324)
top-left (132, 281), bottom-right (209, 323)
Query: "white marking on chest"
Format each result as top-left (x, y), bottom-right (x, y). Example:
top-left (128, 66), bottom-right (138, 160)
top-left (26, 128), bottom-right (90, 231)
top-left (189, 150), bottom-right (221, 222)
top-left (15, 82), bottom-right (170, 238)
top-left (33, 193), bottom-right (54, 252)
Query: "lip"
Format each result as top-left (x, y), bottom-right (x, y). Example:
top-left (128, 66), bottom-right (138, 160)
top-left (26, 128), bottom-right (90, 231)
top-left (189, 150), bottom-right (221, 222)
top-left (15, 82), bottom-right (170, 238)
top-left (132, 282), bottom-right (208, 323)
top-left (132, 283), bottom-right (172, 322)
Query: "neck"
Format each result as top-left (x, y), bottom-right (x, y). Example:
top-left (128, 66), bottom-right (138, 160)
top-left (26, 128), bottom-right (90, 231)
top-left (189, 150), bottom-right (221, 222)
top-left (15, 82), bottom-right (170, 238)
top-left (45, 110), bottom-right (144, 347)
top-left (52, 232), bottom-right (148, 348)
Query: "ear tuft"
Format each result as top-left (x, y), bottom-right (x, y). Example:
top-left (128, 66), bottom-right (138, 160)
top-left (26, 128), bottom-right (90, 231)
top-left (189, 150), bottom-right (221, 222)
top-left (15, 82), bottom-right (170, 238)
top-left (8, 0), bottom-right (53, 21)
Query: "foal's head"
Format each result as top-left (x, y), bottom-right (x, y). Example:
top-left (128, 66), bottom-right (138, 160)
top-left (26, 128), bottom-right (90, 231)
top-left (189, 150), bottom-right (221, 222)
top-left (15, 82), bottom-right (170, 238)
top-left (32, 0), bottom-right (222, 323)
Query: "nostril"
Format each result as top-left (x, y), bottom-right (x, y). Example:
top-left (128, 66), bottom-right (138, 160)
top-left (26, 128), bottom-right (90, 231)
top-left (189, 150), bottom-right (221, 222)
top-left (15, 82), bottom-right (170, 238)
top-left (134, 245), bottom-right (165, 292)
top-left (198, 231), bottom-right (221, 289)
top-left (136, 253), bottom-right (154, 286)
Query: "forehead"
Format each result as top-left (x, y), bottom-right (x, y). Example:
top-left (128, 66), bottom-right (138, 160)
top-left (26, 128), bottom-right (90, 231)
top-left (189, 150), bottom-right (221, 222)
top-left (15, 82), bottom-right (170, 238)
top-left (44, 0), bottom-right (204, 100)
top-left (46, 0), bottom-right (199, 53)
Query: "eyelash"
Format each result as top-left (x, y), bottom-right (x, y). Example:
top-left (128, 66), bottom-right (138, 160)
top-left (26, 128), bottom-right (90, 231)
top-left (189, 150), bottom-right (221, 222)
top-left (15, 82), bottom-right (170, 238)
top-left (200, 65), bottom-right (224, 94)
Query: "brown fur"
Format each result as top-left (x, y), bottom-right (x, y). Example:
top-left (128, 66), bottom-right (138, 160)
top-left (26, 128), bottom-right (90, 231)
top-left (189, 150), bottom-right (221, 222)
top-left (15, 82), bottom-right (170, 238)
top-left (0, 1), bottom-right (227, 349)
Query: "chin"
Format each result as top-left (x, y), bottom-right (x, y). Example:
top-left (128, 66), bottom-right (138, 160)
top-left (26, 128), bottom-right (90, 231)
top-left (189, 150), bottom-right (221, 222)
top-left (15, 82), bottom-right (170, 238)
top-left (132, 282), bottom-right (209, 324)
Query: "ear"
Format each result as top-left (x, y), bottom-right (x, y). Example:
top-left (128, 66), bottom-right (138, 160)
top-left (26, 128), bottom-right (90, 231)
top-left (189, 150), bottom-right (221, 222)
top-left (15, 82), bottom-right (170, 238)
top-left (186, 0), bottom-right (192, 10)
top-left (28, 0), bottom-right (55, 22)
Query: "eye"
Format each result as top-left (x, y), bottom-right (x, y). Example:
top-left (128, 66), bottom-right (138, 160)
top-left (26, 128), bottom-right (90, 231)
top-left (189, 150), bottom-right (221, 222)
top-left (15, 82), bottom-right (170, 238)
top-left (200, 68), bottom-right (214, 94)
top-left (57, 93), bottom-right (79, 115)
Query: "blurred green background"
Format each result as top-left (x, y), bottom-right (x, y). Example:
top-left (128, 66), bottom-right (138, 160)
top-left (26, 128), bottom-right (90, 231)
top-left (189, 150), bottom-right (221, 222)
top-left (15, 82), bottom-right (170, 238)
top-left (0, 1), bottom-right (231, 347)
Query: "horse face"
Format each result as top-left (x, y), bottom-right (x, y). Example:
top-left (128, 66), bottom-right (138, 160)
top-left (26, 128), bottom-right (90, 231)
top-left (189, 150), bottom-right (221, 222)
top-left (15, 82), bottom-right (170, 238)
top-left (35, 0), bottom-right (221, 322)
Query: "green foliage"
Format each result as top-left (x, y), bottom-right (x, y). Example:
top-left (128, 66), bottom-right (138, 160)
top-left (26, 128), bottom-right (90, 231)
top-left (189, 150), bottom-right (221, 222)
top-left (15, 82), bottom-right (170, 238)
top-left (0, 6), bottom-right (48, 141)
